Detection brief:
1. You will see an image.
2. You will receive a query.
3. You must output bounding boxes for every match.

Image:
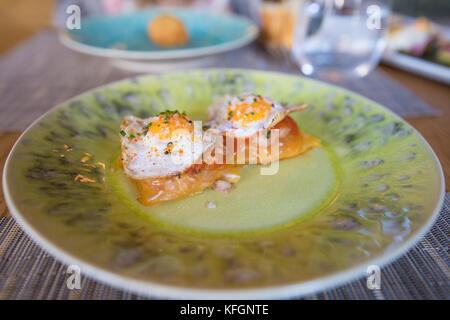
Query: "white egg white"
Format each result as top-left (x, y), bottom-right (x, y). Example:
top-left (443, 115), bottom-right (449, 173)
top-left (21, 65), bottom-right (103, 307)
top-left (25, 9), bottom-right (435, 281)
top-left (205, 93), bottom-right (308, 138)
top-left (120, 115), bottom-right (212, 180)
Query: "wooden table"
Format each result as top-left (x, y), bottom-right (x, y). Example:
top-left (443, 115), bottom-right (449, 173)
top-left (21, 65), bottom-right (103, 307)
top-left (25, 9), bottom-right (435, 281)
top-left (0, 65), bottom-right (449, 218)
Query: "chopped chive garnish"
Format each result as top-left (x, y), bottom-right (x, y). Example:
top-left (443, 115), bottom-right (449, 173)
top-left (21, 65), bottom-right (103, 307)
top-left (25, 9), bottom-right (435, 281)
top-left (251, 112), bottom-right (255, 115)
top-left (159, 110), bottom-right (181, 119)
top-left (120, 130), bottom-right (126, 136)
top-left (129, 134), bottom-right (136, 139)
top-left (266, 130), bottom-right (271, 138)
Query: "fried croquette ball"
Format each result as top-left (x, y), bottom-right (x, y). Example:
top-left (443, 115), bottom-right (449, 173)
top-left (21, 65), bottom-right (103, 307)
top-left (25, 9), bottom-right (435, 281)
top-left (147, 14), bottom-right (189, 47)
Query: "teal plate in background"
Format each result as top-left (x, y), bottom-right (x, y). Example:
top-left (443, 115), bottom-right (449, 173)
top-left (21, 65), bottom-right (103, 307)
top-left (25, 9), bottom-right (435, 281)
top-left (3, 69), bottom-right (445, 299)
top-left (59, 9), bottom-right (258, 60)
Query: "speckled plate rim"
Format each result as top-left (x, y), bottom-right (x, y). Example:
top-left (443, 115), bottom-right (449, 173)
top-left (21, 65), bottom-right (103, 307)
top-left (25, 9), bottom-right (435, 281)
top-left (58, 10), bottom-right (259, 61)
top-left (2, 68), bottom-right (445, 299)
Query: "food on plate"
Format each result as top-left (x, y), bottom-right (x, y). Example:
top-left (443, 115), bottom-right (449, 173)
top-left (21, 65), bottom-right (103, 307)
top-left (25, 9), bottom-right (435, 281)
top-left (120, 110), bottom-right (239, 206)
top-left (119, 94), bottom-right (320, 206)
top-left (204, 93), bottom-right (320, 164)
top-left (388, 16), bottom-right (450, 67)
top-left (436, 38), bottom-right (450, 67)
top-left (388, 17), bottom-right (437, 56)
top-left (147, 14), bottom-right (189, 47)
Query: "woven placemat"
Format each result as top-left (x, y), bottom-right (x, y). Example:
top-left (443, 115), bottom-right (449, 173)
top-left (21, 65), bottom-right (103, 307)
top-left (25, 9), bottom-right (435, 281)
top-left (0, 194), bottom-right (448, 300)
top-left (0, 30), bottom-right (437, 131)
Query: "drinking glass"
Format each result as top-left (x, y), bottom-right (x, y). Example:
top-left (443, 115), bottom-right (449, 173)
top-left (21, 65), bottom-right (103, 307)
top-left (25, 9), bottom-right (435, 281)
top-left (292, 0), bottom-right (392, 81)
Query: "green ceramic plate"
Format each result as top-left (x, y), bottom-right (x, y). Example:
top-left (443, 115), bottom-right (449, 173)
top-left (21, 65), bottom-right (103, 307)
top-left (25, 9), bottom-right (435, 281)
top-left (3, 69), bottom-right (444, 299)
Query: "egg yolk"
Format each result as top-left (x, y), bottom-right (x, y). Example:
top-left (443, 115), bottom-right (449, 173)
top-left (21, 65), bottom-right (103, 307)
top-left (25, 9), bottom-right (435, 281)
top-left (226, 97), bottom-right (272, 126)
top-left (147, 112), bottom-right (193, 140)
